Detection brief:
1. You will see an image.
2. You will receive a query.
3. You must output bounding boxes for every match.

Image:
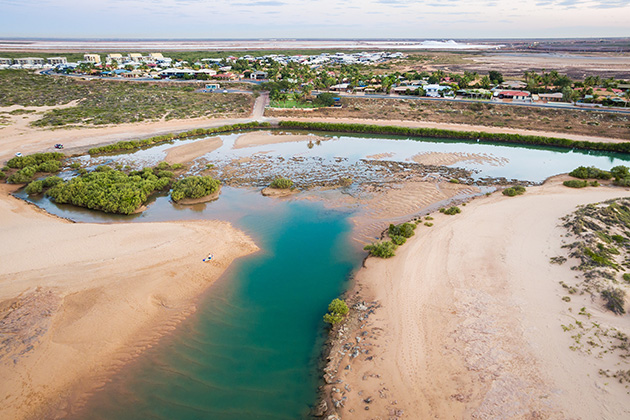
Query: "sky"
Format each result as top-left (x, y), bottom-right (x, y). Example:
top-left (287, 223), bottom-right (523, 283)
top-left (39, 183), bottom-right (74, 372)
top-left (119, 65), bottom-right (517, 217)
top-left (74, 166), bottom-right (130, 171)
top-left (0, 0), bottom-right (629, 39)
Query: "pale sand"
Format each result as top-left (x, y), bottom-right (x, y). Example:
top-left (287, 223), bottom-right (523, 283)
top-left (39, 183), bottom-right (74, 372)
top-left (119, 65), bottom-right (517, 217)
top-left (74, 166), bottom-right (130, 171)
top-left (0, 184), bottom-right (258, 420)
top-left (163, 136), bottom-right (222, 164)
top-left (334, 179), bottom-right (630, 419)
top-left (233, 131), bottom-right (324, 149)
top-left (276, 116), bottom-right (630, 144)
top-left (409, 151), bottom-right (509, 167)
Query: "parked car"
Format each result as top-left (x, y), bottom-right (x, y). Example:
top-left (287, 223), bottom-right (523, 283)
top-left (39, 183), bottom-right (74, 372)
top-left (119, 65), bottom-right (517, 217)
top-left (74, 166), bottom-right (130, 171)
top-left (15, 152), bottom-right (22, 157)
top-left (54, 143), bottom-right (64, 149)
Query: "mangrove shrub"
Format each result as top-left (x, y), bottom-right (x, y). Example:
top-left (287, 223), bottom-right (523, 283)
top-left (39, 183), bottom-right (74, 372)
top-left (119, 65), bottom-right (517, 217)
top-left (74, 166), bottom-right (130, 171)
top-left (323, 298), bottom-right (349, 324)
top-left (502, 185), bottom-right (526, 196)
top-left (364, 241), bottom-right (397, 258)
top-left (269, 177), bottom-right (294, 189)
top-left (171, 176), bottom-right (221, 202)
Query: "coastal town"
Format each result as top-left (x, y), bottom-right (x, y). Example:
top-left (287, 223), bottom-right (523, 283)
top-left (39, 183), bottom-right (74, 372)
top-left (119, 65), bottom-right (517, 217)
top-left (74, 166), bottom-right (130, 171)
top-left (2, 51), bottom-right (629, 108)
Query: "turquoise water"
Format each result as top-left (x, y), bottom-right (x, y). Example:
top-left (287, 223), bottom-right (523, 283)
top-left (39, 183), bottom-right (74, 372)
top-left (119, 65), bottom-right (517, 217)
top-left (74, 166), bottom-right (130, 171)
top-left (68, 188), bottom-right (361, 420)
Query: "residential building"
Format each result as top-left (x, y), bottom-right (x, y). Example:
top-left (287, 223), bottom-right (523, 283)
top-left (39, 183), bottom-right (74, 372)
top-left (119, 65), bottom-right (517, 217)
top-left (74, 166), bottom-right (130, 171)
top-left (424, 84), bottom-right (452, 97)
top-left (250, 70), bottom-right (268, 80)
top-left (14, 57), bottom-right (45, 66)
top-left (47, 57), bottom-right (67, 65)
top-left (127, 53), bottom-right (143, 62)
top-left (494, 90), bottom-right (531, 101)
top-left (107, 53), bottom-right (123, 63)
top-left (83, 54), bottom-right (101, 64)
top-left (0, 58), bottom-right (12, 65)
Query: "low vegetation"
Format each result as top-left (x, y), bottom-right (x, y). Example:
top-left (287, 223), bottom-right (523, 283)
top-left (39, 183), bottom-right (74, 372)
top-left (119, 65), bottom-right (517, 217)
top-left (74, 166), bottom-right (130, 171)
top-left (46, 166), bottom-right (173, 214)
top-left (569, 166), bottom-right (612, 180)
top-left (441, 206), bottom-right (461, 215)
top-left (88, 122), bottom-right (271, 155)
top-left (5, 152), bottom-right (65, 184)
top-left (277, 121), bottom-right (630, 153)
top-left (563, 179), bottom-right (589, 188)
top-left (171, 176), bottom-right (221, 202)
top-left (364, 241), bottom-right (397, 258)
top-left (502, 185), bottom-right (526, 196)
top-left (323, 298), bottom-right (349, 325)
top-left (0, 70), bottom-right (253, 127)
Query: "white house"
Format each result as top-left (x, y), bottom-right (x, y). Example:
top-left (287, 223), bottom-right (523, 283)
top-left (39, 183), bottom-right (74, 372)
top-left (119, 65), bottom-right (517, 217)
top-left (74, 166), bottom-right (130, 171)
top-left (424, 84), bottom-right (451, 97)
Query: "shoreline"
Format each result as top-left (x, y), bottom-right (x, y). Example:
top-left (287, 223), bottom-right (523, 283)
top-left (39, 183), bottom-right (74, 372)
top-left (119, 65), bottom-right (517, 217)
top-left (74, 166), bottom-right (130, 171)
top-left (0, 183), bottom-right (259, 420)
top-left (318, 177), bottom-right (630, 419)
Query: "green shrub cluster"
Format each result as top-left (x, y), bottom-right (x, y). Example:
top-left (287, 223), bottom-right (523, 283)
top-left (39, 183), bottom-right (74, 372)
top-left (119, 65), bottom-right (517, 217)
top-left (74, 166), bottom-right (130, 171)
top-left (389, 222), bottom-right (416, 238)
top-left (569, 166), bottom-right (612, 180)
top-left (442, 206), bottom-right (461, 215)
top-left (277, 121), bottom-right (630, 154)
top-left (502, 185), bottom-right (526, 196)
top-left (171, 176), bottom-right (221, 202)
top-left (6, 152), bottom-right (64, 169)
top-left (7, 166), bottom-right (37, 184)
top-left (563, 180), bottom-right (588, 188)
top-left (269, 177), bottom-right (294, 189)
top-left (364, 241), bottom-right (397, 258)
top-left (88, 122), bottom-right (271, 155)
top-left (323, 298), bottom-right (349, 325)
top-left (390, 235), bottom-right (407, 245)
top-left (46, 167), bottom-right (172, 214)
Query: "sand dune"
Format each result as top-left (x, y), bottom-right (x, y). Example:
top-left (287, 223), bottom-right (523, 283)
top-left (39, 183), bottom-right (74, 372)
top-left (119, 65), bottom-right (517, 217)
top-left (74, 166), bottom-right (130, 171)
top-left (333, 179), bottom-right (630, 419)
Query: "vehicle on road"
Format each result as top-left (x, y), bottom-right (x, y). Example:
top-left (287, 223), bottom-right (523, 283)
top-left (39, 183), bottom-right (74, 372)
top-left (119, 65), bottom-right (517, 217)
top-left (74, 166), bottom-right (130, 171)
top-left (54, 143), bottom-right (64, 149)
top-left (15, 152), bottom-right (22, 157)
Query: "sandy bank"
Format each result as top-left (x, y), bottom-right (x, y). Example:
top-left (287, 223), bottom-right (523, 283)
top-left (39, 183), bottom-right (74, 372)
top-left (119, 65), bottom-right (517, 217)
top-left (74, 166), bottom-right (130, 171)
top-left (0, 184), bottom-right (258, 420)
top-left (328, 179), bottom-right (630, 419)
top-left (233, 131), bottom-right (323, 149)
top-left (164, 136), bottom-right (222, 164)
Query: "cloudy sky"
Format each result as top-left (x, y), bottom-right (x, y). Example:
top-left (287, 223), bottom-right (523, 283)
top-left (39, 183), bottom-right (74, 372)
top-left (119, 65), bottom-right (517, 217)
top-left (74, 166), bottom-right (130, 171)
top-left (1, 0), bottom-right (628, 39)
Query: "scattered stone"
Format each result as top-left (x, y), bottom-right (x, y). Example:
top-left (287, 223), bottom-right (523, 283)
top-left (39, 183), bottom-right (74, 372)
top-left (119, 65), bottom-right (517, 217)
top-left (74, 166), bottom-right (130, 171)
top-left (364, 397), bottom-right (373, 404)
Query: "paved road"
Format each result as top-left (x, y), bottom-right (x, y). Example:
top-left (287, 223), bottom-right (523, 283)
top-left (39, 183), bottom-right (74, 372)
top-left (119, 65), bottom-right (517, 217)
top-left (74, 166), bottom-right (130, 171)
top-left (251, 92), bottom-right (269, 120)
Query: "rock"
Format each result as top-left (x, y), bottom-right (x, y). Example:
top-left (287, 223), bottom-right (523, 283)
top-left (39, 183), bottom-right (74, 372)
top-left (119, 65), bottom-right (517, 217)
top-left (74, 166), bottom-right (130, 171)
top-left (314, 400), bottom-right (328, 417)
top-left (364, 397), bottom-right (373, 404)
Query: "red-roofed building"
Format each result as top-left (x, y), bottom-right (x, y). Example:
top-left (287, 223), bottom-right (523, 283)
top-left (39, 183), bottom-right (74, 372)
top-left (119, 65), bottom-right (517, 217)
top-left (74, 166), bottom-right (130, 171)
top-left (495, 90), bottom-right (531, 101)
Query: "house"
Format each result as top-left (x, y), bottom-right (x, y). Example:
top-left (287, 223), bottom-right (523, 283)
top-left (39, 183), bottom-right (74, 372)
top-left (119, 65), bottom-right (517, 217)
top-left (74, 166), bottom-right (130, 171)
top-left (391, 85), bottom-right (422, 94)
top-left (499, 81), bottom-right (527, 90)
top-left (107, 53), bottom-right (124, 63)
top-left (14, 57), bottom-right (45, 66)
top-left (494, 90), bottom-right (531, 101)
top-left (127, 53), bottom-right (143, 62)
top-left (83, 54), bottom-right (101, 64)
top-left (424, 84), bottom-right (452, 97)
top-left (0, 58), bottom-right (12, 65)
top-left (46, 57), bottom-right (67, 65)
top-left (537, 92), bottom-right (564, 102)
top-left (250, 71), bottom-right (268, 80)
top-left (329, 83), bottom-right (350, 92)
top-left (149, 53), bottom-right (164, 61)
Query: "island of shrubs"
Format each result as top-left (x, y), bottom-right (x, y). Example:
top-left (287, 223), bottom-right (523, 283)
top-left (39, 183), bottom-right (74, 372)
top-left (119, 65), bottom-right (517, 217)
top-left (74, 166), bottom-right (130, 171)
top-left (564, 165), bottom-right (630, 188)
top-left (38, 165), bottom-right (174, 214)
top-left (171, 175), bottom-right (221, 202)
top-left (440, 206), bottom-right (461, 215)
top-left (269, 177), bottom-right (294, 189)
top-left (88, 121), bottom-right (271, 155)
top-left (364, 222), bottom-right (417, 258)
top-left (5, 152), bottom-right (64, 184)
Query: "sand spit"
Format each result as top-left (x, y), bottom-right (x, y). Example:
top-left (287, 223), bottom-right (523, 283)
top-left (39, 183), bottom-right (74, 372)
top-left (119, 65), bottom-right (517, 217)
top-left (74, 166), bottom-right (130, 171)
top-left (233, 131), bottom-right (325, 149)
top-left (0, 184), bottom-right (258, 420)
top-left (164, 136), bottom-right (222, 164)
top-left (409, 151), bottom-right (509, 167)
top-left (321, 179), bottom-right (630, 419)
